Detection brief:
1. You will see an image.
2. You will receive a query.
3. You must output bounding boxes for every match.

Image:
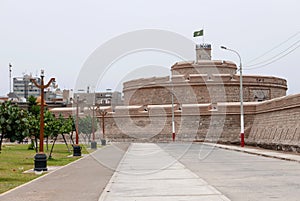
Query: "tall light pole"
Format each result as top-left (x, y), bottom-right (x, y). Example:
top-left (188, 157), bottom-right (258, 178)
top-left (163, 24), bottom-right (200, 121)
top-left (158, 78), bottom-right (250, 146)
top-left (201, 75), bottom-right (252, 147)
top-left (170, 77), bottom-right (175, 142)
top-left (97, 107), bottom-right (107, 146)
top-left (73, 95), bottom-right (82, 156)
top-left (9, 63), bottom-right (12, 93)
top-left (221, 46), bottom-right (245, 147)
top-left (30, 70), bottom-right (55, 171)
top-left (89, 104), bottom-right (97, 149)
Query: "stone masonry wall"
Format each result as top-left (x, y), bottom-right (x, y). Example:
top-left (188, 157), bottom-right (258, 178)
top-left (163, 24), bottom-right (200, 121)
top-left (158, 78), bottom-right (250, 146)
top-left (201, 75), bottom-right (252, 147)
top-left (123, 74), bottom-right (287, 105)
top-left (99, 103), bottom-right (256, 144)
top-left (248, 94), bottom-right (300, 151)
top-left (50, 93), bottom-right (300, 152)
top-left (100, 94), bottom-right (300, 152)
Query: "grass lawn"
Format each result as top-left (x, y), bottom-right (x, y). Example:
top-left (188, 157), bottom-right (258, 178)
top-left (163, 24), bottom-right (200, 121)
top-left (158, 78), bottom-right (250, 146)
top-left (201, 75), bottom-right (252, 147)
top-left (0, 143), bottom-right (89, 194)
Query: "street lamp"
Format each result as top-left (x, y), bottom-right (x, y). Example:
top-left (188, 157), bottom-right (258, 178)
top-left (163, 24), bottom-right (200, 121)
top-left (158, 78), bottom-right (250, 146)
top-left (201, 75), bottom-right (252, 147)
top-left (30, 70), bottom-right (55, 171)
top-left (221, 46), bottom-right (245, 147)
top-left (73, 95), bottom-right (82, 156)
top-left (170, 77), bottom-right (176, 142)
top-left (89, 104), bottom-right (97, 149)
top-left (97, 107), bottom-right (107, 146)
top-left (9, 63), bottom-right (12, 93)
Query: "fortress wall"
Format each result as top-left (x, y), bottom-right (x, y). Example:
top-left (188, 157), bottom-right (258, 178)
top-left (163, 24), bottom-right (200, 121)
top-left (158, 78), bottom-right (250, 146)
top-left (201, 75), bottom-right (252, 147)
top-left (171, 60), bottom-right (237, 76)
top-left (101, 94), bottom-right (300, 151)
top-left (123, 75), bottom-right (287, 105)
top-left (248, 94), bottom-right (300, 151)
top-left (98, 103), bottom-right (256, 143)
top-left (50, 93), bottom-right (300, 152)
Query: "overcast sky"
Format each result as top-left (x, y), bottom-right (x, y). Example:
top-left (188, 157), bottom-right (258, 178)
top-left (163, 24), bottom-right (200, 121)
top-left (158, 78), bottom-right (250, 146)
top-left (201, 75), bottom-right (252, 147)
top-left (0, 0), bottom-right (299, 96)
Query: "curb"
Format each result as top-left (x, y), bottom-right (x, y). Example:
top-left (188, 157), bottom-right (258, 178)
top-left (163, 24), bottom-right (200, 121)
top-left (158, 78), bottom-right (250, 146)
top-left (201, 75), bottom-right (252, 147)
top-left (203, 143), bottom-right (300, 163)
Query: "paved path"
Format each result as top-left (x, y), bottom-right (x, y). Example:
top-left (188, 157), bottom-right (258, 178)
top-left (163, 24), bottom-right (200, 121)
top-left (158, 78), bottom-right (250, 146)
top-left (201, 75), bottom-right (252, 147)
top-left (99, 143), bottom-right (230, 201)
top-left (1, 142), bottom-right (300, 201)
top-left (204, 142), bottom-right (300, 162)
top-left (0, 143), bottom-right (129, 201)
top-left (162, 143), bottom-right (300, 201)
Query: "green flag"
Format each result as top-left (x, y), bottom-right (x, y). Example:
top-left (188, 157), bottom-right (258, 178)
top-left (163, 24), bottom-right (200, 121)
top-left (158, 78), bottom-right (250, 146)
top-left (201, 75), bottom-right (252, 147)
top-left (193, 29), bottom-right (203, 37)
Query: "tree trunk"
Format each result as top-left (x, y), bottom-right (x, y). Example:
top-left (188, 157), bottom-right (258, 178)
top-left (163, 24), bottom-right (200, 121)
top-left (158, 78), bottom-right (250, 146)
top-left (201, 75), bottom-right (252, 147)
top-left (35, 137), bottom-right (38, 153)
top-left (0, 133), bottom-right (4, 151)
top-left (46, 136), bottom-right (49, 151)
top-left (61, 134), bottom-right (70, 152)
top-left (49, 136), bottom-right (57, 158)
top-left (70, 131), bottom-right (75, 145)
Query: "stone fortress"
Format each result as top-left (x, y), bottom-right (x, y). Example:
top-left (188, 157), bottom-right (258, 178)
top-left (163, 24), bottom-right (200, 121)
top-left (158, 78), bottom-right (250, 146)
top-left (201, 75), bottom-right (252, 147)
top-left (123, 44), bottom-right (287, 106)
top-left (52, 44), bottom-right (300, 152)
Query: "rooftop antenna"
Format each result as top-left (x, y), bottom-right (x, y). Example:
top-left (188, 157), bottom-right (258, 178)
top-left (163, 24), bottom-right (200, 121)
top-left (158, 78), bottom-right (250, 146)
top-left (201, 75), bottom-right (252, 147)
top-left (9, 63), bottom-right (12, 93)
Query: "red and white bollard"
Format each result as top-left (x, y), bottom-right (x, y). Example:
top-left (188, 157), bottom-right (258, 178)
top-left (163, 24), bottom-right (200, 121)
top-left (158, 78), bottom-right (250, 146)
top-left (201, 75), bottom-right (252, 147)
top-left (240, 133), bottom-right (245, 147)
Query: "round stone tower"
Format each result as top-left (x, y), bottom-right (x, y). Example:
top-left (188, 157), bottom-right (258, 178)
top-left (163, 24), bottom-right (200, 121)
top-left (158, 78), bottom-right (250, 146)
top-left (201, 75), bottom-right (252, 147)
top-left (123, 44), bottom-right (287, 105)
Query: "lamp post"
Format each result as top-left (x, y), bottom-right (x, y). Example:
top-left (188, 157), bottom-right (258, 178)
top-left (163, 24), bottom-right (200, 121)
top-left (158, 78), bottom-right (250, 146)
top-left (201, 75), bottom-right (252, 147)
top-left (9, 63), bottom-right (12, 93)
top-left (221, 46), bottom-right (245, 147)
top-left (30, 70), bottom-right (55, 171)
top-left (73, 95), bottom-right (82, 156)
top-left (170, 77), bottom-right (176, 142)
top-left (98, 108), bottom-right (107, 146)
top-left (89, 104), bottom-right (97, 149)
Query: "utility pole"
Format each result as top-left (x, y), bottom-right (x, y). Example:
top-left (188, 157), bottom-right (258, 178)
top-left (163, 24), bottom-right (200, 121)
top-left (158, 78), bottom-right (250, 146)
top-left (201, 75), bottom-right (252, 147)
top-left (9, 63), bottom-right (12, 93)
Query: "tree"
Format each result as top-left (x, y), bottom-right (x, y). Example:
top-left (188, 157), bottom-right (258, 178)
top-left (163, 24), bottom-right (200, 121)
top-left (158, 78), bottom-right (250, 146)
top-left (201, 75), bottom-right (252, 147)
top-left (44, 110), bottom-right (57, 151)
top-left (0, 101), bottom-right (29, 151)
top-left (46, 113), bottom-right (61, 158)
top-left (78, 115), bottom-right (98, 143)
top-left (27, 113), bottom-right (40, 152)
top-left (69, 115), bottom-right (76, 144)
top-left (28, 96), bottom-right (40, 117)
top-left (48, 114), bottom-right (73, 158)
top-left (27, 95), bottom-right (40, 151)
top-left (58, 114), bottom-right (72, 152)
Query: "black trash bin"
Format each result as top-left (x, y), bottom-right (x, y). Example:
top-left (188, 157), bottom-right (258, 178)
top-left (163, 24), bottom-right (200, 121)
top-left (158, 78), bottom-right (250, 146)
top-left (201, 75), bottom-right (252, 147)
top-left (91, 141), bottom-right (97, 149)
top-left (73, 145), bottom-right (82, 156)
top-left (34, 153), bottom-right (48, 171)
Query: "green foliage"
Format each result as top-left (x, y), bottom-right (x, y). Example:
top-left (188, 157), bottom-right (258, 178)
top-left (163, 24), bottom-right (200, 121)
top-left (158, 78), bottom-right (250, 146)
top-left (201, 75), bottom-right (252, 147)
top-left (44, 110), bottom-right (59, 138)
top-left (78, 115), bottom-right (98, 143)
top-left (0, 101), bottom-right (30, 150)
top-left (28, 96), bottom-right (40, 117)
top-left (27, 140), bottom-right (35, 150)
top-left (78, 115), bottom-right (98, 134)
top-left (48, 113), bottom-right (74, 157)
top-left (58, 114), bottom-right (73, 135)
top-left (44, 113), bottom-right (73, 139)
top-left (70, 115), bottom-right (76, 132)
top-left (27, 113), bottom-right (39, 141)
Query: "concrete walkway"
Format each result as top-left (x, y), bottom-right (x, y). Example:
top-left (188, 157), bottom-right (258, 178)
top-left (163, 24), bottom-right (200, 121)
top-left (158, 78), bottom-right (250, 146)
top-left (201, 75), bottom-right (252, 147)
top-left (99, 143), bottom-right (230, 201)
top-left (0, 143), bottom-right (129, 201)
top-left (1, 142), bottom-right (299, 201)
top-left (204, 143), bottom-right (300, 162)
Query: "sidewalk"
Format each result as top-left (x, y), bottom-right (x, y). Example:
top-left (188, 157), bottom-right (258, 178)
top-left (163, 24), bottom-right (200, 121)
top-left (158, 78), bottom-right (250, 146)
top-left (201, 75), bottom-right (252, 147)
top-left (203, 142), bottom-right (300, 162)
top-left (1, 142), bottom-right (298, 201)
top-left (0, 143), bottom-right (129, 201)
top-left (99, 143), bottom-right (230, 201)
